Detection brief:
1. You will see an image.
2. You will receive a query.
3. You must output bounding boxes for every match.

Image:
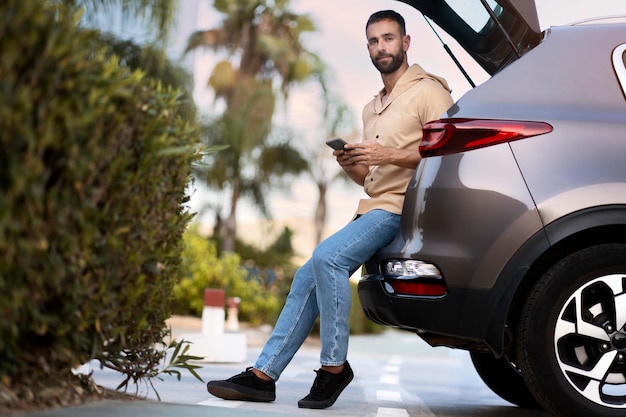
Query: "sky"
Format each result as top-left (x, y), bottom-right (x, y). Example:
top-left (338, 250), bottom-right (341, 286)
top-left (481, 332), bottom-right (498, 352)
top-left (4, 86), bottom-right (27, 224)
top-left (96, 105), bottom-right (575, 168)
top-left (173, 0), bottom-right (626, 250)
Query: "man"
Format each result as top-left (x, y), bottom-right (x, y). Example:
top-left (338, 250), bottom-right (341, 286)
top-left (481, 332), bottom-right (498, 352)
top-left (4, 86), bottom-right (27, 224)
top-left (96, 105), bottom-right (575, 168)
top-left (205, 9), bottom-right (454, 409)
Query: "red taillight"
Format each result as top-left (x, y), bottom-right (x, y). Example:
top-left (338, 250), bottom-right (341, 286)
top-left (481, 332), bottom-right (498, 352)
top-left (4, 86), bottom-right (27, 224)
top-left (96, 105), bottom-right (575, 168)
top-left (389, 281), bottom-right (447, 297)
top-left (419, 118), bottom-right (553, 157)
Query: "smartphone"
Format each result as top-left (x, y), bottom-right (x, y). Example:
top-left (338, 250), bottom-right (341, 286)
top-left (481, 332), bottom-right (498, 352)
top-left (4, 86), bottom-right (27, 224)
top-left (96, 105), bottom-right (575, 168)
top-left (325, 138), bottom-right (347, 150)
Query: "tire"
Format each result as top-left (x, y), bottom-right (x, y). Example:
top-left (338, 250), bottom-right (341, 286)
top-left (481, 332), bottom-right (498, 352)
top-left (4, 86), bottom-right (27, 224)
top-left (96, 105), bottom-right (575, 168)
top-left (470, 351), bottom-right (542, 409)
top-left (517, 244), bottom-right (626, 417)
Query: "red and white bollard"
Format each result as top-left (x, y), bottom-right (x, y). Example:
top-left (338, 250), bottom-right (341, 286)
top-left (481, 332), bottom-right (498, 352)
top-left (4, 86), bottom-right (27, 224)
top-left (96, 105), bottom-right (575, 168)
top-left (180, 288), bottom-right (247, 363)
top-left (201, 289), bottom-right (225, 336)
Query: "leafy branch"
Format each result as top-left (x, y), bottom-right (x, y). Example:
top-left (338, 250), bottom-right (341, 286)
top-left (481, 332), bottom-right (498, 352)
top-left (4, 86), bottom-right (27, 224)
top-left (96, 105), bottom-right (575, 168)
top-left (98, 327), bottom-right (204, 400)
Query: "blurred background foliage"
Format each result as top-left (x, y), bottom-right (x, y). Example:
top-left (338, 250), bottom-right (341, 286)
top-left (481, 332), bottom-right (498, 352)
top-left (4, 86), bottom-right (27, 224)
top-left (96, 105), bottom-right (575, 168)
top-left (172, 226), bottom-right (283, 325)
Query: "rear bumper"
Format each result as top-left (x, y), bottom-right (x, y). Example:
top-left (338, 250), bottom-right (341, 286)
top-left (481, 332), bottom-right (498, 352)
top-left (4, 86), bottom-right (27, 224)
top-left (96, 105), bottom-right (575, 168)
top-left (358, 274), bottom-right (505, 353)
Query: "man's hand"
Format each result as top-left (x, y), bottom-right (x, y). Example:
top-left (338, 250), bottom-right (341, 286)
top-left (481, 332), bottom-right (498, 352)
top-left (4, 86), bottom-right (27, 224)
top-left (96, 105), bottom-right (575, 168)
top-left (332, 147), bottom-right (369, 186)
top-left (343, 141), bottom-right (422, 169)
top-left (332, 141), bottom-right (421, 185)
top-left (343, 141), bottom-right (387, 166)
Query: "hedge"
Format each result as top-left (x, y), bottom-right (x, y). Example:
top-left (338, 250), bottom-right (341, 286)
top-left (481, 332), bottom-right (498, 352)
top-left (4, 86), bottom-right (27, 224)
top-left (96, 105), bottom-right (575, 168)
top-left (0, 0), bottom-right (200, 402)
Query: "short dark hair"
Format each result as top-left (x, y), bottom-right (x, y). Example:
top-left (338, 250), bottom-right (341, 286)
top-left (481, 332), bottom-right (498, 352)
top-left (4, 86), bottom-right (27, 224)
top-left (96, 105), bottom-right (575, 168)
top-left (366, 10), bottom-right (406, 36)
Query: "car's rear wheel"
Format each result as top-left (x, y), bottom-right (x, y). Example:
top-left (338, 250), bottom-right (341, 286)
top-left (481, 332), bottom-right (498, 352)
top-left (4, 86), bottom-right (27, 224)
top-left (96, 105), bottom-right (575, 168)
top-left (517, 244), bottom-right (626, 417)
top-left (469, 351), bottom-right (542, 408)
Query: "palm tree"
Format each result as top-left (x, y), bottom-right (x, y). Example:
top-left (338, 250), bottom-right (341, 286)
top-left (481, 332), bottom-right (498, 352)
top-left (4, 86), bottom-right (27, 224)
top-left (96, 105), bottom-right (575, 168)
top-left (185, 0), bottom-right (326, 252)
top-left (308, 96), bottom-right (358, 245)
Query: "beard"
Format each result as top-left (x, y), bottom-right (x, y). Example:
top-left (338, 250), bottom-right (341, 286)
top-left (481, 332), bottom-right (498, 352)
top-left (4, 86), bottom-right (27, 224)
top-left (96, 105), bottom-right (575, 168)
top-left (371, 50), bottom-right (405, 74)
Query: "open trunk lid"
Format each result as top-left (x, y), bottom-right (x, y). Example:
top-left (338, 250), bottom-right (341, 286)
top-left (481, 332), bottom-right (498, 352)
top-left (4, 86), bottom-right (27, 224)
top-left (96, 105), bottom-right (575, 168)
top-left (396, 0), bottom-right (542, 75)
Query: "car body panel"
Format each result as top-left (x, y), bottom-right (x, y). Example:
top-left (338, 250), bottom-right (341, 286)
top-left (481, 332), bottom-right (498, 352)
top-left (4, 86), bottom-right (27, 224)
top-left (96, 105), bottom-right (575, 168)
top-left (360, 143), bottom-right (548, 352)
top-left (447, 25), bottom-right (626, 121)
top-left (387, 145), bottom-right (542, 290)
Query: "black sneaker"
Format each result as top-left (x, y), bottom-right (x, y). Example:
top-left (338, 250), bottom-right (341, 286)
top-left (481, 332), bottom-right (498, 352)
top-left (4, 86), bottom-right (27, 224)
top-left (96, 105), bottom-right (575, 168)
top-left (206, 367), bottom-right (276, 402)
top-left (297, 361), bottom-right (354, 409)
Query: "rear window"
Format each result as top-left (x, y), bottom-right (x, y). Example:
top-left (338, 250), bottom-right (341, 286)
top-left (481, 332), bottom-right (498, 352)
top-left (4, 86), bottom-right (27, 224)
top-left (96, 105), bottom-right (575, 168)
top-left (443, 0), bottom-right (503, 33)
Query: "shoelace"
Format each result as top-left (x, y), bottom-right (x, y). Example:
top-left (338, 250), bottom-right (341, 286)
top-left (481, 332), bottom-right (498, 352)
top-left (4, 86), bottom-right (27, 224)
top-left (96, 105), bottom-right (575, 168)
top-left (230, 367), bottom-right (255, 380)
top-left (308, 370), bottom-right (334, 397)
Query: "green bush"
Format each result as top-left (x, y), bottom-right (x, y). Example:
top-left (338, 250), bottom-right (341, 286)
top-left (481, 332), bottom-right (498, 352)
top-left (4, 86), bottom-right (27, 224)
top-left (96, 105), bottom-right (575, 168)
top-left (0, 0), bottom-right (200, 400)
top-left (172, 227), bottom-right (281, 325)
top-left (174, 226), bottom-right (382, 334)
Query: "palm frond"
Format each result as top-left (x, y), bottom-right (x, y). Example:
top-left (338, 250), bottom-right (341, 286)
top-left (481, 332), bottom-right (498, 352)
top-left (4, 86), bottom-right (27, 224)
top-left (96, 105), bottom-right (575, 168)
top-left (61, 0), bottom-right (177, 43)
top-left (184, 29), bottom-right (230, 54)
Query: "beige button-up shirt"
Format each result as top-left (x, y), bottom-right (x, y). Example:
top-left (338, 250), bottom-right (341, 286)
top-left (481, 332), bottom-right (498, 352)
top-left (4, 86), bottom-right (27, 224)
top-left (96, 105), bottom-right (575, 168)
top-left (355, 64), bottom-right (454, 216)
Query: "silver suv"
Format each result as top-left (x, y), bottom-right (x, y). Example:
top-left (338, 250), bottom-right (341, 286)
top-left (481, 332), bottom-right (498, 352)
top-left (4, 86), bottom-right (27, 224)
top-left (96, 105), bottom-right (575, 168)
top-left (357, 1), bottom-right (626, 417)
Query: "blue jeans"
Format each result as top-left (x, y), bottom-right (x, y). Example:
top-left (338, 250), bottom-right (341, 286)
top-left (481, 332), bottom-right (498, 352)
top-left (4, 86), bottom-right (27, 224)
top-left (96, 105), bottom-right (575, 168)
top-left (254, 209), bottom-right (400, 380)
